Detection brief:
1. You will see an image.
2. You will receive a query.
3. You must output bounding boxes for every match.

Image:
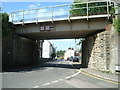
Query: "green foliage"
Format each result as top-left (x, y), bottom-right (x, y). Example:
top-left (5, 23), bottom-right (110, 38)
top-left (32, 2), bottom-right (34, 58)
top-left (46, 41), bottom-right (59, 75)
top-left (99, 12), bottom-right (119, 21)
top-left (70, 1), bottom-right (115, 17)
top-left (77, 38), bottom-right (85, 46)
top-left (101, 70), bottom-right (110, 74)
top-left (117, 73), bottom-right (120, 76)
top-left (70, 3), bottom-right (87, 16)
top-left (115, 17), bottom-right (120, 32)
top-left (56, 50), bottom-right (66, 57)
top-left (114, 4), bottom-right (120, 32)
top-left (1, 13), bottom-right (13, 37)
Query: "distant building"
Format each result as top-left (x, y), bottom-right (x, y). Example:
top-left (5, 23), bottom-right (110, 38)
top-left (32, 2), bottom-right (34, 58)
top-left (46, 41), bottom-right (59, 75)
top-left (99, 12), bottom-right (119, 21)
top-left (64, 48), bottom-right (75, 60)
top-left (42, 40), bottom-right (55, 59)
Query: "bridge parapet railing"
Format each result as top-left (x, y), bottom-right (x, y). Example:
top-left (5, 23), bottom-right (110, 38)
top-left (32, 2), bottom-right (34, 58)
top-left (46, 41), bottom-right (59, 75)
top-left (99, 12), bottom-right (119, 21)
top-left (9, 1), bottom-right (115, 24)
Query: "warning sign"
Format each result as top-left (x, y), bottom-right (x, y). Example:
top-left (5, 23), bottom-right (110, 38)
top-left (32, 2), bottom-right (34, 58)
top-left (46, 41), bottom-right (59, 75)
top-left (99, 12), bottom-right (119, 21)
top-left (40, 25), bottom-right (50, 31)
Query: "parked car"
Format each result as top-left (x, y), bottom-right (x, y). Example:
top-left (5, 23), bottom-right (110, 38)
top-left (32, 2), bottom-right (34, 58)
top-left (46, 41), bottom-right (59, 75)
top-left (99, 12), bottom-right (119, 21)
top-left (57, 56), bottom-right (63, 61)
top-left (73, 56), bottom-right (79, 62)
top-left (66, 57), bottom-right (69, 61)
top-left (69, 56), bottom-right (74, 61)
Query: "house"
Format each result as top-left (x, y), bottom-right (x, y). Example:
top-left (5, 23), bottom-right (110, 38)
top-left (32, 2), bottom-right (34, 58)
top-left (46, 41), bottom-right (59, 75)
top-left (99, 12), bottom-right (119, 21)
top-left (42, 40), bottom-right (55, 59)
top-left (64, 48), bottom-right (75, 60)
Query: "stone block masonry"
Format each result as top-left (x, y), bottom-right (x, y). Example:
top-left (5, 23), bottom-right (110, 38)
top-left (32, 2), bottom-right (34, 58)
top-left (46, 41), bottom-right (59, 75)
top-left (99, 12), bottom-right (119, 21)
top-left (109, 25), bottom-right (120, 73)
top-left (82, 25), bottom-right (120, 73)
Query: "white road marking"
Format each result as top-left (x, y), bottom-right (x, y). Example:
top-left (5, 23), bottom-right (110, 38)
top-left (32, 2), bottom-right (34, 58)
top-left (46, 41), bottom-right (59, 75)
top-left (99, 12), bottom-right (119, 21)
top-left (41, 61), bottom-right (80, 86)
top-left (44, 68), bottom-right (53, 71)
top-left (65, 76), bottom-right (71, 79)
top-left (65, 72), bottom-right (80, 79)
top-left (33, 86), bottom-right (39, 88)
top-left (58, 79), bottom-right (63, 81)
top-left (51, 80), bottom-right (59, 83)
top-left (42, 83), bottom-right (51, 86)
top-left (42, 79), bottom-right (62, 86)
top-left (42, 71), bottom-right (80, 86)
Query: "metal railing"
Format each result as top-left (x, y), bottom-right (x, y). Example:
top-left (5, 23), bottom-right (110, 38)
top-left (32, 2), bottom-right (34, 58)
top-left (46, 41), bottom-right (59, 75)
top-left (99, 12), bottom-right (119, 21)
top-left (9, 1), bottom-right (115, 25)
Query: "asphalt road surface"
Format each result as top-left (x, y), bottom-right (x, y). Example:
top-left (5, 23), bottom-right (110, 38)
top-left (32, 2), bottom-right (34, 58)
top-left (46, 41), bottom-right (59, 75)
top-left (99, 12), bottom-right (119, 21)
top-left (2, 60), bottom-right (118, 88)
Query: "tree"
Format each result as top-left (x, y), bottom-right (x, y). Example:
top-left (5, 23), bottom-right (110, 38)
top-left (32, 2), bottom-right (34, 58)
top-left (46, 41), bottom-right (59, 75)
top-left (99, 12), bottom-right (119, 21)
top-left (115, 3), bottom-right (120, 32)
top-left (2, 13), bottom-right (13, 37)
top-left (77, 38), bottom-right (85, 46)
top-left (115, 17), bottom-right (120, 32)
top-left (70, 0), bottom-right (115, 17)
top-left (56, 50), bottom-right (66, 57)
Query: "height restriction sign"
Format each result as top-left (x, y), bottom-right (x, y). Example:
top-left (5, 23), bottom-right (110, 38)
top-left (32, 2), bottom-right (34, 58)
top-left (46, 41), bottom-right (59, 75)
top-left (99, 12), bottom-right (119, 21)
top-left (40, 25), bottom-right (50, 31)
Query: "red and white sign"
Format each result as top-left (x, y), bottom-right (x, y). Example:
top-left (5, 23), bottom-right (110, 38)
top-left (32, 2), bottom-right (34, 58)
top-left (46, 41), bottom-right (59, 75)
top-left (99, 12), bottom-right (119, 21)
top-left (40, 25), bottom-right (50, 31)
top-left (40, 25), bottom-right (45, 31)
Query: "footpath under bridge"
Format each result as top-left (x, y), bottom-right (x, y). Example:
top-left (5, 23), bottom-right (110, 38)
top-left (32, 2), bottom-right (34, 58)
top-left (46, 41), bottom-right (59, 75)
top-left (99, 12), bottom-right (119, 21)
top-left (9, 1), bottom-right (115, 39)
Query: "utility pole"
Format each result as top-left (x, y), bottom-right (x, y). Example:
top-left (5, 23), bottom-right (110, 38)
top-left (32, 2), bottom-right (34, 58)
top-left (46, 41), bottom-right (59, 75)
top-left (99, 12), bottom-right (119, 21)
top-left (75, 39), bottom-right (77, 56)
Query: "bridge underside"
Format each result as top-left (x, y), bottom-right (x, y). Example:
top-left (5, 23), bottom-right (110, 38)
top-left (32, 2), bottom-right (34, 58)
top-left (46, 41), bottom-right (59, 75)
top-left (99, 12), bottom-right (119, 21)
top-left (19, 29), bottom-right (104, 40)
top-left (15, 17), bottom-right (108, 40)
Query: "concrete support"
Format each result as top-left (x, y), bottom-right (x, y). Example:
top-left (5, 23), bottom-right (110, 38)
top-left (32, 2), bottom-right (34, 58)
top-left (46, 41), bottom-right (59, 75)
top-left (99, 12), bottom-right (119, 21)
top-left (39, 40), bottom-right (44, 58)
top-left (2, 32), bottom-right (39, 70)
top-left (82, 36), bottom-right (95, 68)
top-left (81, 41), bottom-right (87, 68)
top-left (13, 35), bottom-right (39, 68)
top-left (2, 32), bottom-right (13, 70)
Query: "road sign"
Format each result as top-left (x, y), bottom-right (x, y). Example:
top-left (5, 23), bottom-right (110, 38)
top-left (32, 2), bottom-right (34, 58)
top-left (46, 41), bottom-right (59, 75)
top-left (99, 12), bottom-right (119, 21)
top-left (40, 25), bottom-right (45, 31)
top-left (40, 25), bottom-right (50, 31)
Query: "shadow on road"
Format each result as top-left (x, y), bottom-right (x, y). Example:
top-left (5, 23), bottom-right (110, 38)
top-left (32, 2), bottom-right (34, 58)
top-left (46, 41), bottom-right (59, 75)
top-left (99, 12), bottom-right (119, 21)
top-left (2, 61), bottom-right (85, 73)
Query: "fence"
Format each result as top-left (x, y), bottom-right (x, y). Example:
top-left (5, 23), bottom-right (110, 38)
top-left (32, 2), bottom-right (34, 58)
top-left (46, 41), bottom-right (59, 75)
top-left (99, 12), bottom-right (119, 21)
top-left (9, 1), bottom-right (115, 24)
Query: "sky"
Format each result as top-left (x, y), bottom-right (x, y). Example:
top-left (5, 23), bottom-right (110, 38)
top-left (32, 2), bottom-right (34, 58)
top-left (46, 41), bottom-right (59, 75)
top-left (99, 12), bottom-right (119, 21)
top-left (2, 2), bottom-right (72, 13)
top-left (2, 1), bottom-right (81, 51)
top-left (49, 39), bottom-right (81, 51)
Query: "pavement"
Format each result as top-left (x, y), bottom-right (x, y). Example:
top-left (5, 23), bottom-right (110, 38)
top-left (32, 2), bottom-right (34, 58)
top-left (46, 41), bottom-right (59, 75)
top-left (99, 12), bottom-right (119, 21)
top-left (79, 68), bottom-right (119, 84)
top-left (70, 61), bottom-right (120, 85)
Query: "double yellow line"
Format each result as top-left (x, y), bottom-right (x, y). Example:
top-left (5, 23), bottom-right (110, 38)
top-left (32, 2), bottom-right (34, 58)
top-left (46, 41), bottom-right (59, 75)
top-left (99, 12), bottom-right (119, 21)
top-left (77, 69), bottom-right (120, 85)
top-left (70, 62), bottom-right (120, 85)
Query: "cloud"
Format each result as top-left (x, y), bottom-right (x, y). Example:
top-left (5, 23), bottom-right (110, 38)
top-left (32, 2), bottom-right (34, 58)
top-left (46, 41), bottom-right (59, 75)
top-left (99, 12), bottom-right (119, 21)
top-left (28, 3), bottom-right (40, 9)
top-left (35, 3), bottom-right (40, 7)
top-left (29, 4), bottom-right (37, 8)
top-left (54, 8), bottom-right (67, 16)
top-left (38, 8), bottom-right (49, 17)
top-left (37, 8), bottom-right (67, 18)
top-left (38, 8), bottom-right (47, 13)
top-left (11, 5), bottom-right (68, 22)
top-left (9, 12), bottom-right (23, 22)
